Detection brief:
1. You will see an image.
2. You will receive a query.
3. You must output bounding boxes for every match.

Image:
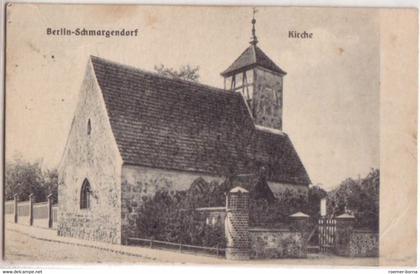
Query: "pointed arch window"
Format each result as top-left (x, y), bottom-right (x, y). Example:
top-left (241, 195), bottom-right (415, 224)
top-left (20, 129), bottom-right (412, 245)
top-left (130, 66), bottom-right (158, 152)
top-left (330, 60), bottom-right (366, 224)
top-left (87, 119), bottom-right (92, 136)
top-left (80, 179), bottom-right (91, 209)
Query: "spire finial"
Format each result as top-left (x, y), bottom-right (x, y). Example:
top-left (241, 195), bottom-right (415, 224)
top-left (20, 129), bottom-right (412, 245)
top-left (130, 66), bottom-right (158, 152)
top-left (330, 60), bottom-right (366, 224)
top-left (250, 8), bottom-right (258, 45)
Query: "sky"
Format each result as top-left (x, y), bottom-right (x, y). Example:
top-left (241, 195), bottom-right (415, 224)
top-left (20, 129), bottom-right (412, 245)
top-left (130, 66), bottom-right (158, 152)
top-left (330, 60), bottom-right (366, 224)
top-left (5, 4), bottom-right (380, 190)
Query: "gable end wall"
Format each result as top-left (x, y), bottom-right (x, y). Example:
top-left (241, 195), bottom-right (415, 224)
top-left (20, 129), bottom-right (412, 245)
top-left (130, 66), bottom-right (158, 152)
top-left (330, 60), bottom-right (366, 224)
top-left (57, 59), bottom-right (123, 244)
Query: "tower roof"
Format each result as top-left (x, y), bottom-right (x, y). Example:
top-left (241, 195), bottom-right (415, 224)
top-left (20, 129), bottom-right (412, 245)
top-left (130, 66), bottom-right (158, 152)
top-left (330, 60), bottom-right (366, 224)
top-left (221, 45), bottom-right (287, 77)
top-left (221, 10), bottom-right (286, 77)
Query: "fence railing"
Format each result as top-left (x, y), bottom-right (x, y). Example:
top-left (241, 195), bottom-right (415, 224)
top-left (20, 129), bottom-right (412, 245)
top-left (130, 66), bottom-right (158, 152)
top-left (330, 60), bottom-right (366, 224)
top-left (127, 237), bottom-right (225, 257)
top-left (5, 200), bottom-right (14, 214)
top-left (5, 193), bottom-right (57, 229)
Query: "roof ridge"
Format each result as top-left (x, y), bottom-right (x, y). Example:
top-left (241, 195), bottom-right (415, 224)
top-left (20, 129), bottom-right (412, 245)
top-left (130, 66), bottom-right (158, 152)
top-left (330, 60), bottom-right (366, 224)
top-left (251, 45), bottom-right (257, 63)
top-left (89, 55), bottom-right (229, 95)
top-left (255, 125), bottom-right (286, 136)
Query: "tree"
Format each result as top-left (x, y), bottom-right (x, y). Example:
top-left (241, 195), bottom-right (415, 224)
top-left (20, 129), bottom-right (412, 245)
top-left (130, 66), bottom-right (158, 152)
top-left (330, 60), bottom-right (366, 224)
top-left (5, 156), bottom-right (58, 203)
top-left (327, 169), bottom-right (379, 231)
top-left (307, 185), bottom-right (327, 218)
top-left (154, 64), bottom-right (200, 82)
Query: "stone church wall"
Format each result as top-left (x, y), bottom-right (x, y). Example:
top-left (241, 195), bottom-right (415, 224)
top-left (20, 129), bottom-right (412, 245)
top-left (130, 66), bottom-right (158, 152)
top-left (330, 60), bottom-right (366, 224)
top-left (267, 182), bottom-right (308, 199)
top-left (120, 165), bottom-right (224, 244)
top-left (253, 67), bottom-right (283, 130)
top-left (57, 60), bottom-right (123, 244)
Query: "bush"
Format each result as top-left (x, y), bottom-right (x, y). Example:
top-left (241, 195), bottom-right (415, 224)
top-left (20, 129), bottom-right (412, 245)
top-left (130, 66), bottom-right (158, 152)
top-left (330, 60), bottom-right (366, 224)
top-left (249, 188), bottom-right (309, 227)
top-left (327, 169), bottom-right (379, 231)
top-left (135, 189), bottom-right (226, 248)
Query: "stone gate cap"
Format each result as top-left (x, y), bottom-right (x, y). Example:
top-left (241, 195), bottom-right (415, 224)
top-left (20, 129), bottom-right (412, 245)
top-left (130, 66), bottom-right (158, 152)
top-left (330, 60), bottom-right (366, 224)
top-left (336, 213), bottom-right (355, 219)
top-left (289, 211), bottom-right (309, 218)
top-left (230, 186), bottom-right (249, 193)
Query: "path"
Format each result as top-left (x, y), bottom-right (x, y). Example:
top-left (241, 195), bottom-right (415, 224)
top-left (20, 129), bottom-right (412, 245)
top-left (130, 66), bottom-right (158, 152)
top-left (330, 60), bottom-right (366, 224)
top-left (3, 222), bottom-right (379, 266)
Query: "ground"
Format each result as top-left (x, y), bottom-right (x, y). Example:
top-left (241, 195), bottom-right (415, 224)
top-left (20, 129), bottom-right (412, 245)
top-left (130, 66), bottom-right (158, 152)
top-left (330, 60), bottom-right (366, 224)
top-left (3, 222), bottom-right (379, 266)
top-left (5, 229), bottom-right (150, 264)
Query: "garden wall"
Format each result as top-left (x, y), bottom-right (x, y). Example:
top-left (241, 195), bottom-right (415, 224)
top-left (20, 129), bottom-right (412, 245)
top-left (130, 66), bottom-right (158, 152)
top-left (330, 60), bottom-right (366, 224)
top-left (348, 229), bottom-right (379, 257)
top-left (249, 227), bottom-right (306, 259)
top-left (335, 225), bottom-right (378, 257)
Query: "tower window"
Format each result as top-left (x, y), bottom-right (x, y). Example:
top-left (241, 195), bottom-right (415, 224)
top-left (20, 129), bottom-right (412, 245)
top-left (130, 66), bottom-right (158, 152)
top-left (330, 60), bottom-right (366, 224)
top-left (87, 119), bottom-right (91, 135)
top-left (80, 179), bottom-right (91, 209)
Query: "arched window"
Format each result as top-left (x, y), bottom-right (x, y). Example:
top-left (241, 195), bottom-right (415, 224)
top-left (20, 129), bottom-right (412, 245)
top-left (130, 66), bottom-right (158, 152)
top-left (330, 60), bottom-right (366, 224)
top-left (87, 119), bottom-right (92, 135)
top-left (80, 179), bottom-right (91, 209)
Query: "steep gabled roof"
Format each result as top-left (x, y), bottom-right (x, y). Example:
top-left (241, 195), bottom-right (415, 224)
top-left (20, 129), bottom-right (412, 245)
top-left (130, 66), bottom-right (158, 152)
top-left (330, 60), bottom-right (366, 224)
top-left (221, 45), bottom-right (286, 77)
top-left (90, 56), bottom-right (309, 185)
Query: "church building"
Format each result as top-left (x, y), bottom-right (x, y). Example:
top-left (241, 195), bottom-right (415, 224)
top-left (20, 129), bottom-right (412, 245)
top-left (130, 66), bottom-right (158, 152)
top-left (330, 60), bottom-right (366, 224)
top-left (57, 16), bottom-right (311, 244)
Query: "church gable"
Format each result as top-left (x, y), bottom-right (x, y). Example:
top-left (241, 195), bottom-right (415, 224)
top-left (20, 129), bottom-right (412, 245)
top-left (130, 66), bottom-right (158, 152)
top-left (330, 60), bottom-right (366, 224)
top-left (58, 59), bottom-right (123, 243)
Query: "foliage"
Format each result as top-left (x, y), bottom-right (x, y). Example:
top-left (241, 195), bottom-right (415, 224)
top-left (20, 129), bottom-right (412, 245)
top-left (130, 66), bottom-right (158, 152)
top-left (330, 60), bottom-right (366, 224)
top-left (307, 185), bottom-right (327, 219)
top-left (249, 188), bottom-right (309, 227)
top-left (135, 189), bottom-right (226, 248)
top-left (327, 169), bottom-right (379, 231)
top-left (135, 175), bottom-right (326, 246)
top-left (183, 178), bottom-right (228, 209)
top-left (5, 156), bottom-right (58, 203)
top-left (154, 64), bottom-right (200, 82)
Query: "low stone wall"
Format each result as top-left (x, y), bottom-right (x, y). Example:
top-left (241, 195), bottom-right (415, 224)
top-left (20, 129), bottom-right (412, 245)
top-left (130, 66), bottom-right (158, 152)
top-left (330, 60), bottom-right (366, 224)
top-left (57, 212), bottom-right (121, 244)
top-left (348, 229), bottom-right (379, 257)
top-left (249, 227), bottom-right (306, 259)
top-left (335, 225), bottom-right (378, 257)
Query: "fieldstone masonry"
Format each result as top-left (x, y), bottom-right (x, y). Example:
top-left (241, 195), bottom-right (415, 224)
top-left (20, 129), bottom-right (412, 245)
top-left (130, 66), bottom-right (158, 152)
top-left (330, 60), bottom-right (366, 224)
top-left (120, 165), bottom-right (224, 244)
top-left (57, 60), bottom-right (123, 244)
top-left (253, 68), bottom-right (283, 130)
top-left (335, 213), bottom-right (356, 256)
top-left (334, 213), bottom-right (378, 257)
top-left (249, 228), bottom-right (306, 259)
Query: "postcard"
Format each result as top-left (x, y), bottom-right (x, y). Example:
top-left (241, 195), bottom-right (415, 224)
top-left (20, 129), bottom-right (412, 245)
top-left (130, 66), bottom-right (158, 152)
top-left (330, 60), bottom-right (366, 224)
top-left (3, 3), bottom-right (418, 267)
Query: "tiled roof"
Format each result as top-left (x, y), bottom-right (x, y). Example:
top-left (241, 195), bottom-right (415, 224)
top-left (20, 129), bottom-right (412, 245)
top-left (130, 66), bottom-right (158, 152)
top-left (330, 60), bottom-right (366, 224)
top-left (90, 56), bottom-right (309, 185)
top-left (221, 45), bottom-right (286, 77)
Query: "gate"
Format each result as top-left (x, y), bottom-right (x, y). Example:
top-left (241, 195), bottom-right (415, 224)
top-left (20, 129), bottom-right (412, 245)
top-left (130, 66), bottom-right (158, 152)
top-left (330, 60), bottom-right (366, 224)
top-left (318, 217), bottom-right (336, 253)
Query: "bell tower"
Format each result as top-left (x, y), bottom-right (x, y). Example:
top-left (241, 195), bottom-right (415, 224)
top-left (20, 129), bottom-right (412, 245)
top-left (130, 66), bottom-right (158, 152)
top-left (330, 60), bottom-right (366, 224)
top-left (221, 9), bottom-right (286, 130)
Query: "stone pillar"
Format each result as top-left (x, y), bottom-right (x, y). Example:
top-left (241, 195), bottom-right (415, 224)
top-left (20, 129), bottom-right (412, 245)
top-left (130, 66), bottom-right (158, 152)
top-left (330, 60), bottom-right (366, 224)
top-left (289, 211), bottom-right (310, 257)
top-left (29, 193), bottom-right (34, 226)
top-left (47, 193), bottom-right (53, 228)
top-left (225, 187), bottom-right (250, 260)
top-left (335, 213), bottom-right (355, 256)
top-left (13, 194), bottom-right (18, 223)
top-left (289, 211), bottom-right (310, 232)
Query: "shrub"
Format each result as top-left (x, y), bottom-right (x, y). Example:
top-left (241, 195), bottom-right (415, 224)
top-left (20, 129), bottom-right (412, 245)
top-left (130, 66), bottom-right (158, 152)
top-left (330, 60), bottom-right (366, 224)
top-left (135, 189), bottom-right (226, 248)
top-left (327, 169), bottom-right (379, 231)
top-left (249, 188), bottom-right (309, 227)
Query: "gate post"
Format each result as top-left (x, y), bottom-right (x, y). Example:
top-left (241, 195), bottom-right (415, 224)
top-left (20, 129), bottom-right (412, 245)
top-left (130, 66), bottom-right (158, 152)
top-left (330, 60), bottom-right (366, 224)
top-left (289, 212), bottom-right (310, 256)
top-left (13, 194), bottom-right (18, 223)
top-left (335, 213), bottom-right (355, 256)
top-left (29, 193), bottom-right (34, 226)
top-left (225, 187), bottom-right (250, 260)
top-left (47, 193), bottom-right (53, 228)
top-left (289, 212), bottom-right (310, 231)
